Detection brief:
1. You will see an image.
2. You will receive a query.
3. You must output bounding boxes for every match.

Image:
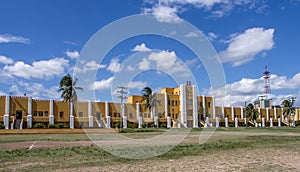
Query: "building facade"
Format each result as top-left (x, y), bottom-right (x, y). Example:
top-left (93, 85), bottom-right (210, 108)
top-left (0, 84), bottom-right (299, 129)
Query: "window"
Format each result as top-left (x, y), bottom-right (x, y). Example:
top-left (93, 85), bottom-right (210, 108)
top-left (33, 111), bottom-right (37, 116)
top-left (113, 113), bottom-right (117, 117)
top-left (172, 109), bottom-right (174, 112)
top-left (109, 112), bottom-right (112, 116)
top-left (148, 113), bottom-right (151, 118)
top-left (59, 111), bottom-right (64, 118)
top-left (79, 112), bottom-right (83, 117)
top-left (129, 113), bottom-right (133, 119)
top-left (158, 113), bottom-right (162, 118)
top-left (187, 110), bottom-right (193, 116)
top-left (187, 99), bottom-right (192, 105)
top-left (175, 114), bottom-right (178, 119)
top-left (144, 113), bottom-right (147, 118)
top-left (208, 102), bottom-right (211, 107)
top-left (117, 113), bottom-right (120, 117)
top-left (44, 111), bottom-right (48, 117)
top-left (172, 114), bottom-right (174, 118)
top-left (168, 100), bottom-right (170, 105)
top-left (172, 100), bottom-right (174, 106)
top-left (175, 101), bottom-right (178, 106)
top-left (38, 111), bottom-right (43, 117)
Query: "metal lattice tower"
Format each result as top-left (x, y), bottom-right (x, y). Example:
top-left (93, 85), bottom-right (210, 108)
top-left (263, 65), bottom-right (271, 95)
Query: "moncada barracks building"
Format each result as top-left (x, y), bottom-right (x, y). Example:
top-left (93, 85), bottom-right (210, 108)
top-left (0, 83), bottom-right (299, 129)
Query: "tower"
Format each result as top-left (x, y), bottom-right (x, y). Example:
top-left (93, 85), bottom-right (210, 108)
top-left (263, 65), bottom-right (271, 96)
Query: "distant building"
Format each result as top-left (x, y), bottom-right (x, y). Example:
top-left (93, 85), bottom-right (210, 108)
top-left (0, 83), bottom-right (299, 129)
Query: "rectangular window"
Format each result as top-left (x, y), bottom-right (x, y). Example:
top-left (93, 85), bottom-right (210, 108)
top-left (158, 113), bottom-right (162, 118)
top-left (59, 111), bottom-right (64, 118)
top-left (33, 111), bottom-right (37, 116)
top-left (144, 113), bottom-right (147, 118)
top-left (79, 112), bottom-right (83, 117)
top-left (117, 113), bottom-right (120, 117)
top-left (208, 102), bottom-right (211, 107)
top-left (175, 101), bottom-right (177, 106)
top-left (113, 113), bottom-right (117, 117)
top-left (187, 110), bottom-right (193, 116)
top-left (172, 100), bottom-right (174, 106)
top-left (148, 113), bottom-right (151, 118)
top-left (38, 111), bottom-right (43, 117)
top-left (44, 111), bottom-right (48, 117)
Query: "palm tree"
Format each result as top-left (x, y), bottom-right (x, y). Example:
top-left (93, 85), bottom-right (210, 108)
top-left (282, 98), bottom-right (296, 125)
top-left (245, 103), bottom-right (259, 126)
top-left (142, 87), bottom-right (160, 127)
top-left (58, 74), bottom-right (83, 102)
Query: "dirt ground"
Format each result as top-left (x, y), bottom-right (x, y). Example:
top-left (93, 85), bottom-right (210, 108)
top-left (59, 147), bottom-right (300, 172)
top-left (1, 130), bottom-right (300, 171)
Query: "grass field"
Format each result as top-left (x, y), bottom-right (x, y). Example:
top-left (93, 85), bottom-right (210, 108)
top-left (0, 127), bottom-right (300, 171)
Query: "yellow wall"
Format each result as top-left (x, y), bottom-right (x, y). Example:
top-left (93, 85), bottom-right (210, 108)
top-left (10, 97), bottom-right (28, 117)
top-left (54, 101), bottom-right (69, 122)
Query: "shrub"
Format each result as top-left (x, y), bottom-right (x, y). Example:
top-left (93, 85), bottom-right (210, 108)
top-left (34, 123), bottom-right (46, 128)
top-left (141, 123), bottom-right (147, 128)
top-left (229, 123), bottom-right (235, 127)
top-left (129, 123), bottom-right (137, 128)
top-left (115, 122), bottom-right (121, 128)
top-left (0, 123), bottom-right (5, 129)
top-left (57, 123), bottom-right (68, 128)
top-left (48, 124), bottom-right (57, 128)
top-left (160, 123), bottom-right (167, 128)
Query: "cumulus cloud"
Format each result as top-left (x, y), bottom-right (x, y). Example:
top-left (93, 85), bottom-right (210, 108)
top-left (3, 58), bottom-right (69, 79)
top-left (143, 0), bottom-right (269, 21)
top-left (137, 50), bottom-right (190, 77)
top-left (83, 60), bottom-right (106, 72)
top-left (18, 81), bottom-right (61, 99)
top-left (65, 50), bottom-right (80, 59)
top-left (207, 32), bottom-right (218, 41)
top-left (89, 77), bottom-right (114, 90)
top-left (107, 58), bottom-right (122, 73)
top-left (219, 27), bottom-right (274, 66)
top-left (143, 4), bottom-right (183, 23)
top-left (127, 81), bottom-right (148, 90)
top-left (203, 73), bottom-right (300, 106)
top-left (0, 55), bottom-right (14, 64)
top-left (131, 43), bottom-right (151, 52)
top-left (0, 34), bottom-right (30, 44)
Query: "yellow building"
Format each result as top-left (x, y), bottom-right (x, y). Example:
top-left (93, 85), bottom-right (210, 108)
top-left (0, 84), bottom-right (299, 129)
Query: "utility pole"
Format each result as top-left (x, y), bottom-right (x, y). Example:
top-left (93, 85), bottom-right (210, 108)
top-left (116, 86), bottom-right (128, 129)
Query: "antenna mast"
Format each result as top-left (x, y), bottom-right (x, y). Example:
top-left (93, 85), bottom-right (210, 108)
top-left (263, 65), bottom-right (271, 96)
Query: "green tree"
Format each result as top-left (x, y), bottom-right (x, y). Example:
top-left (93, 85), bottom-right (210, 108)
top-left (142, 87), bottom-right (160, 126)
top-left (245, 103), bottom-right (259, 126)
top-left (58, 74), bottom-right (83, 102)
top-left (282, 98), bottom-right (296, 124)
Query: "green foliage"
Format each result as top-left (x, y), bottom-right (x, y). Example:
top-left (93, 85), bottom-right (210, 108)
top-left (115, 122), bottom-right (121, 128)
top-left (33, 123), bottom-right (46, 128)
top-left (129, 123), bottom-right (137, 128)
top-left (48, 124), bottom-right (57, 128)
top-left (160, 123), bottom-right (167, 128)
top-left (229, 123), bottom-right (235, 127)
top-left (57, 123), bottom-right (68, 128)
top-left (119, 128), bottom-right (165, 133)
top-left (0, 123), bottom-right (5, 129)
top-left (141, 123), bottom-right (147, 128)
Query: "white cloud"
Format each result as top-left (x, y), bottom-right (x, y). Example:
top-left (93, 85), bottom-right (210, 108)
top-left (83, 60), bottom-right (106, 72)
top-left (0, 34), bottom-right (30, 44)
top-left (127, 81), bottom-right (148, 90)
top-left (0, 55), bottom-right (14, 64)
top-left (143, 0), bottom-right (269, 20)
top-left (137, 50), bottom-right (190, 77)
top-left (107, 58), bottom-right (122, 73)
top-left (143, 4), bottom-right (183, 23)
top-left (219, 27), bottom-right (274, 66)
top-left (185, 32), bottom-right (199, 38)
top-left (16, 81), bottom-right (60, 99)
top-left (89, 77), bottom-right (114, 90)
top-left (131, 43), bottom-right (151, 52)
top-left (3, 58), bottom-right (69, 79)
top-left (207, 32), bottom-right (218, 41)
top-left (203, 72), bottom-right (300, 106)
top-left (138, 58), bottom-right (151, 70)
top-left (65, 50), bottom-right (79, 59)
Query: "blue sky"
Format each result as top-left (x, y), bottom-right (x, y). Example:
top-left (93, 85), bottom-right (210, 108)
top-left (0, 0), bottom-right (300, 106)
